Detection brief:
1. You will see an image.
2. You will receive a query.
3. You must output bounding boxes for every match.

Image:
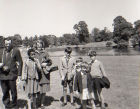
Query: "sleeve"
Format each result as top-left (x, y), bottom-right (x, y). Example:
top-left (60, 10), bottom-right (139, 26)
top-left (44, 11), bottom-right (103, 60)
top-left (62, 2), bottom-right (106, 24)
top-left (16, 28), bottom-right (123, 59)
top-left (15, 49), bottom-right (23, 76)
top-left (35, 58), bottom-right (42, 71)
top-left (22, 61), bottom-right (28, 80)
top-left (99, 61), bottom-right (107, 77)
top-left (74, 73), bottom-right (78, 91)
top-left (59, 58), bottom-right (64, 79)
top-left (42, 67), bottom-right (50, 74)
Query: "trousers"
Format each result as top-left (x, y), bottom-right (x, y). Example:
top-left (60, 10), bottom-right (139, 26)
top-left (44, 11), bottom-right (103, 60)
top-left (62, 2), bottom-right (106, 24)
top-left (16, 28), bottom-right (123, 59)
top-left (1, 80), bottom-right (17, 106)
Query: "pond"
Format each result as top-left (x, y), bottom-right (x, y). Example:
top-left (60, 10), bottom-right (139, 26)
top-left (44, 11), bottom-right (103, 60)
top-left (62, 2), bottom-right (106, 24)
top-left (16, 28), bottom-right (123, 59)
top-left (0, 47), bottom-right (140, 60)
top-left (47, 46), bottom-right (140, 57)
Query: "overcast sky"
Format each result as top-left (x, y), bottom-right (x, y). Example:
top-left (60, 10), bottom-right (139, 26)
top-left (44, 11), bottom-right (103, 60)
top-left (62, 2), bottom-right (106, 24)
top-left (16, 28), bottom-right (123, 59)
top-left (0, 0), bottom-right (140, 38)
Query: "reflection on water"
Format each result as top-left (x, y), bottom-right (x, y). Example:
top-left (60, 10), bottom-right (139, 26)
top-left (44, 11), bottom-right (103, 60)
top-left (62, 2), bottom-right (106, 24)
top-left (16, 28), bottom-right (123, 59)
top-left (0, 47), bottom-right (140, 59)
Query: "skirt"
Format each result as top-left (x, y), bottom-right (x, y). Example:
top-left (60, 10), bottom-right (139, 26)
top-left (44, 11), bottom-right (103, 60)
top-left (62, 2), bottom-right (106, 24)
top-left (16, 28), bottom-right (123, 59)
top-left (81, 88), bottom-right (94, 100)
top-left (26, 78), bottom-right (40, 94)
top-left (40, 83), bottom-right (50, 94)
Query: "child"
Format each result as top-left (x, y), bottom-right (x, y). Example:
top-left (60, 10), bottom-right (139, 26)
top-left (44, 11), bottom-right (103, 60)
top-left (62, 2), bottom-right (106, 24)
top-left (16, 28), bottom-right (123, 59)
top-left (88, 50), bottom-right (108, 108)
top-left (39, 57), bottom-right (52, 108)
top-left (22, 49), bottom-right (41, 109)
top-left (59, 47), bottom-right (75, 106)
top-left (74, 61), bottom-right (96, 109)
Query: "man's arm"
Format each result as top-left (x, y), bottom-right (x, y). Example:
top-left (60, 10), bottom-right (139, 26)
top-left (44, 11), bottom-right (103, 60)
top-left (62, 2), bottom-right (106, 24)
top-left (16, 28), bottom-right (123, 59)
top-left (15, 49), bottom-right (23, 76)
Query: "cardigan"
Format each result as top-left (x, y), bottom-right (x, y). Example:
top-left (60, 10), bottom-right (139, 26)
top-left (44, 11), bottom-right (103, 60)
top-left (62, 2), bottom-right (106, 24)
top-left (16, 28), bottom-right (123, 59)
top-left (74, 72), bottom-right (93, 94)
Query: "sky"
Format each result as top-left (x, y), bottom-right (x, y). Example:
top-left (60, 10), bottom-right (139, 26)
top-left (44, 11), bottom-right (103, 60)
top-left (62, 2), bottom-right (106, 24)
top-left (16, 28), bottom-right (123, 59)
top-left (0, 0), bottom-right (140, 38)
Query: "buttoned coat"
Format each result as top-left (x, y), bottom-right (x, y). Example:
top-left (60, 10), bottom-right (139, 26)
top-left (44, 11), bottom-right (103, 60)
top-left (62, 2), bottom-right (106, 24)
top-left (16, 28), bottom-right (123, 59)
top-left (59, 56), bottom-right (75, 80)
top-left (0, 48), bottom-right (23, 80)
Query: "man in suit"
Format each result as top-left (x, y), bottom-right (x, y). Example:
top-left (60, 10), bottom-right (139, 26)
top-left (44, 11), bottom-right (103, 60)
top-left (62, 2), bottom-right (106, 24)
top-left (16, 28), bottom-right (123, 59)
top-left (59, 47), bottom-right (75, 106)
top-left (0, 38), bottom-right (23, 108)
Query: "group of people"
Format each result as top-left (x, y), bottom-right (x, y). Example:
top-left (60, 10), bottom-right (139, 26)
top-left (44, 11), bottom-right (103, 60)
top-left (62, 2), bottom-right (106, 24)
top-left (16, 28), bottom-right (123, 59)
top-left (59, 47), bottom-right (110, 109)
top-left (0, 38), bottom-right (110, 109)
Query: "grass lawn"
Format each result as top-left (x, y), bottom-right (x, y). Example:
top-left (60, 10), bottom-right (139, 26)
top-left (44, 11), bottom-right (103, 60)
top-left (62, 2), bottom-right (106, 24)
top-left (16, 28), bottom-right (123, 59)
top-left (0, 48), bottom-right (139, 109)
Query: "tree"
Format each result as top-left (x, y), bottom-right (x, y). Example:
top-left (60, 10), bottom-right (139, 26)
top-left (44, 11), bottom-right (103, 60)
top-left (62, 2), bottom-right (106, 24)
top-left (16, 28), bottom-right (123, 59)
top-left (131, 20), bottom-right (140, 48)
top-left (0, 36), bottom-right (4, 48)
top-left (73, 21), bottom-right (89, 43)
top-left (113, 16), bottom-right (133, 49)
top-left (91, 27), bottom-right (112, 42)
top-left (39, 35), bottom-right (49, 48)
top-left (62, 34), bottom-right (80, 45)
top-left (23, 37), bottom-right (29, 47)
top-left (91, 28), bottom-right (101, 42)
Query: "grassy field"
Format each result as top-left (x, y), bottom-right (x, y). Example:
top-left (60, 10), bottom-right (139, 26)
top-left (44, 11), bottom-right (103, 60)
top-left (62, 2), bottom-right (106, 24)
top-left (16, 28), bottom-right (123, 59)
top-left (0, 48), bottom-right (139, 109)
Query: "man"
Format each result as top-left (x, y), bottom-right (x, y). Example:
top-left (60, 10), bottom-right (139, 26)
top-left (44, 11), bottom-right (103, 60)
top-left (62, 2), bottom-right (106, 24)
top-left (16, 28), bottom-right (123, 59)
top-left (0, 38), bottom-right (23, 108)
top-left (88, 50), bottom-right (107, 109)
top-left (60, 47), bottom-right (75, 106)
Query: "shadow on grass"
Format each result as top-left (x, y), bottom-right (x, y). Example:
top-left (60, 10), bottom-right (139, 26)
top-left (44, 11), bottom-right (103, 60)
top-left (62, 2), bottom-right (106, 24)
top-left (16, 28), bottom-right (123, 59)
top-left (17, 99), bottom-right (27, 108)
top-left (41, 96), bottom-right (59, 106)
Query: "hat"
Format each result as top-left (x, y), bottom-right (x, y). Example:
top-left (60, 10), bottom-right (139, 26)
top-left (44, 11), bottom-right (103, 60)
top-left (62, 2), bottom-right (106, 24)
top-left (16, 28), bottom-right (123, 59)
top-left (88, 50), bottom-right (96, 57)
top-left (65, 47), bottom-right (72, 54)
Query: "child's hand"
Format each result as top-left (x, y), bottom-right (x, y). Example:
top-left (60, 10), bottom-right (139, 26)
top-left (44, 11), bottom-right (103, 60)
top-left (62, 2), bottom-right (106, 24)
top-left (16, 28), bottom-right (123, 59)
top-left (74, 91), bottom-right (80, 97)
top-left (41, 63), bottom-right (47, 68)
top-left (75, 90), bottom-right (79, 95)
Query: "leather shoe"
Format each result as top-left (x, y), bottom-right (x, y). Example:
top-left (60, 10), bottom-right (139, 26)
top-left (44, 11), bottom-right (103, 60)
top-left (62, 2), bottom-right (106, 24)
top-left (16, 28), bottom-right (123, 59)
top-left (61, 102), bottom-right (67, 107)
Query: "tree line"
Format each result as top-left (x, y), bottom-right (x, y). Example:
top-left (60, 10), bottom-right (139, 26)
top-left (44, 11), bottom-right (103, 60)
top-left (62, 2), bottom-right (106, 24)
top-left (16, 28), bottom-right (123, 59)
top-left (0, 16), bottom-right (140, 50)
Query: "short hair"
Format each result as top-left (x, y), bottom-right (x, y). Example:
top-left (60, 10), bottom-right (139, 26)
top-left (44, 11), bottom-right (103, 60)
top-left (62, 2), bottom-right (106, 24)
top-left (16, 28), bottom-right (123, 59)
top-left (27, 49), bottom-right (35, 56)
top-left (76, 57), bottom-right (83, 63)
top-left (88, 50), bottom-right (96, 57)
top-left (4, 37), bottom-right (13, 44)
top-left (81, 61), bottom-right (89, 69)
top-left (65, 47), bottom-right (72, 54)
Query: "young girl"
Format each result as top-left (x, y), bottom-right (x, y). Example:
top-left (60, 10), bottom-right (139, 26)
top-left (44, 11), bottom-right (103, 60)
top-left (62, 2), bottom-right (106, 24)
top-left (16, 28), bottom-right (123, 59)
top-left (74, 61), bottom-right (96, 109)
top-left (22, 49), bottom-right (41, 109)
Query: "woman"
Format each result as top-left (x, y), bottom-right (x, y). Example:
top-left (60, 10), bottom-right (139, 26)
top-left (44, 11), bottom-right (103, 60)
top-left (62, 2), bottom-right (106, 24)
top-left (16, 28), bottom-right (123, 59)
top-left (34, 40), bottom-right (52, 108)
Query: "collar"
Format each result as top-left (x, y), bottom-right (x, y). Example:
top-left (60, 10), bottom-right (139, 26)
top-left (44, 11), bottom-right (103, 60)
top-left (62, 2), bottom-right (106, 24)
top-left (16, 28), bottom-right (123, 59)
top-left (64, 55), bottom-right (71, 59)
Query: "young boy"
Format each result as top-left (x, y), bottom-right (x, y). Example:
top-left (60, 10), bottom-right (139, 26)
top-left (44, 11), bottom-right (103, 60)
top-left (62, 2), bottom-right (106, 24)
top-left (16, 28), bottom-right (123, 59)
top-left (74, 61), bottom-right (96, 109)
top-left (59, 47), bottom-right (75, 106)
top-left (88, 50), bottom-right (107, 109)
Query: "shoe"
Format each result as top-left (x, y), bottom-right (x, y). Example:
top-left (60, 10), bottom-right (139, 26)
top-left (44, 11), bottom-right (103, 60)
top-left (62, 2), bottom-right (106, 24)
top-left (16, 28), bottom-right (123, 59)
top-left (61, 102), bottom-right (67, 107)
top-left (41, 106), bottom-right (45, 109)
top-left (71, 102), bottom-right (75, 106)
top-left (5, 105), bottom-right (14, 109)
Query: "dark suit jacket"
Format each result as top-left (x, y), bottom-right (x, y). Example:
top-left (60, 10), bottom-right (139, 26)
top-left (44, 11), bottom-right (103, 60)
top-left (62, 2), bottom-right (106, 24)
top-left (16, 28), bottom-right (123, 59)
top-left (74, 72), bottom-right (93, 93)
top-left (0, 47), bottom-right (23, 80)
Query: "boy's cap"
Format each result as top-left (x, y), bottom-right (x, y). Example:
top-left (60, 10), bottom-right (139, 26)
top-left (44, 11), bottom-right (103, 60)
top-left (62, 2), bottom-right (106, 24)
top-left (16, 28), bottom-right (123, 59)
top-left (88, 50), bottom-right (96, 57)
top-left (65, 47), bottom-right (72, 54)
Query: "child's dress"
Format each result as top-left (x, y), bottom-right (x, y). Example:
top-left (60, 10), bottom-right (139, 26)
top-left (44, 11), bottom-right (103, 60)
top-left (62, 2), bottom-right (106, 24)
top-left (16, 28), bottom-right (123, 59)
top-left (23, 58), bottom-right (41, 95)
top-left (80, 72), bottom-right (94, 100)
top-left (74, 71), bottom-right (94, 100)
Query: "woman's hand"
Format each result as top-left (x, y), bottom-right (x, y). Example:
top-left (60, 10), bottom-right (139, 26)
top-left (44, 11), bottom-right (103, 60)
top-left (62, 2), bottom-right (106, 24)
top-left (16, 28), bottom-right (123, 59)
top-left (0, 63), bottom-right (4, 68)
top-left (3, 65), bottom-right (9, 72)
